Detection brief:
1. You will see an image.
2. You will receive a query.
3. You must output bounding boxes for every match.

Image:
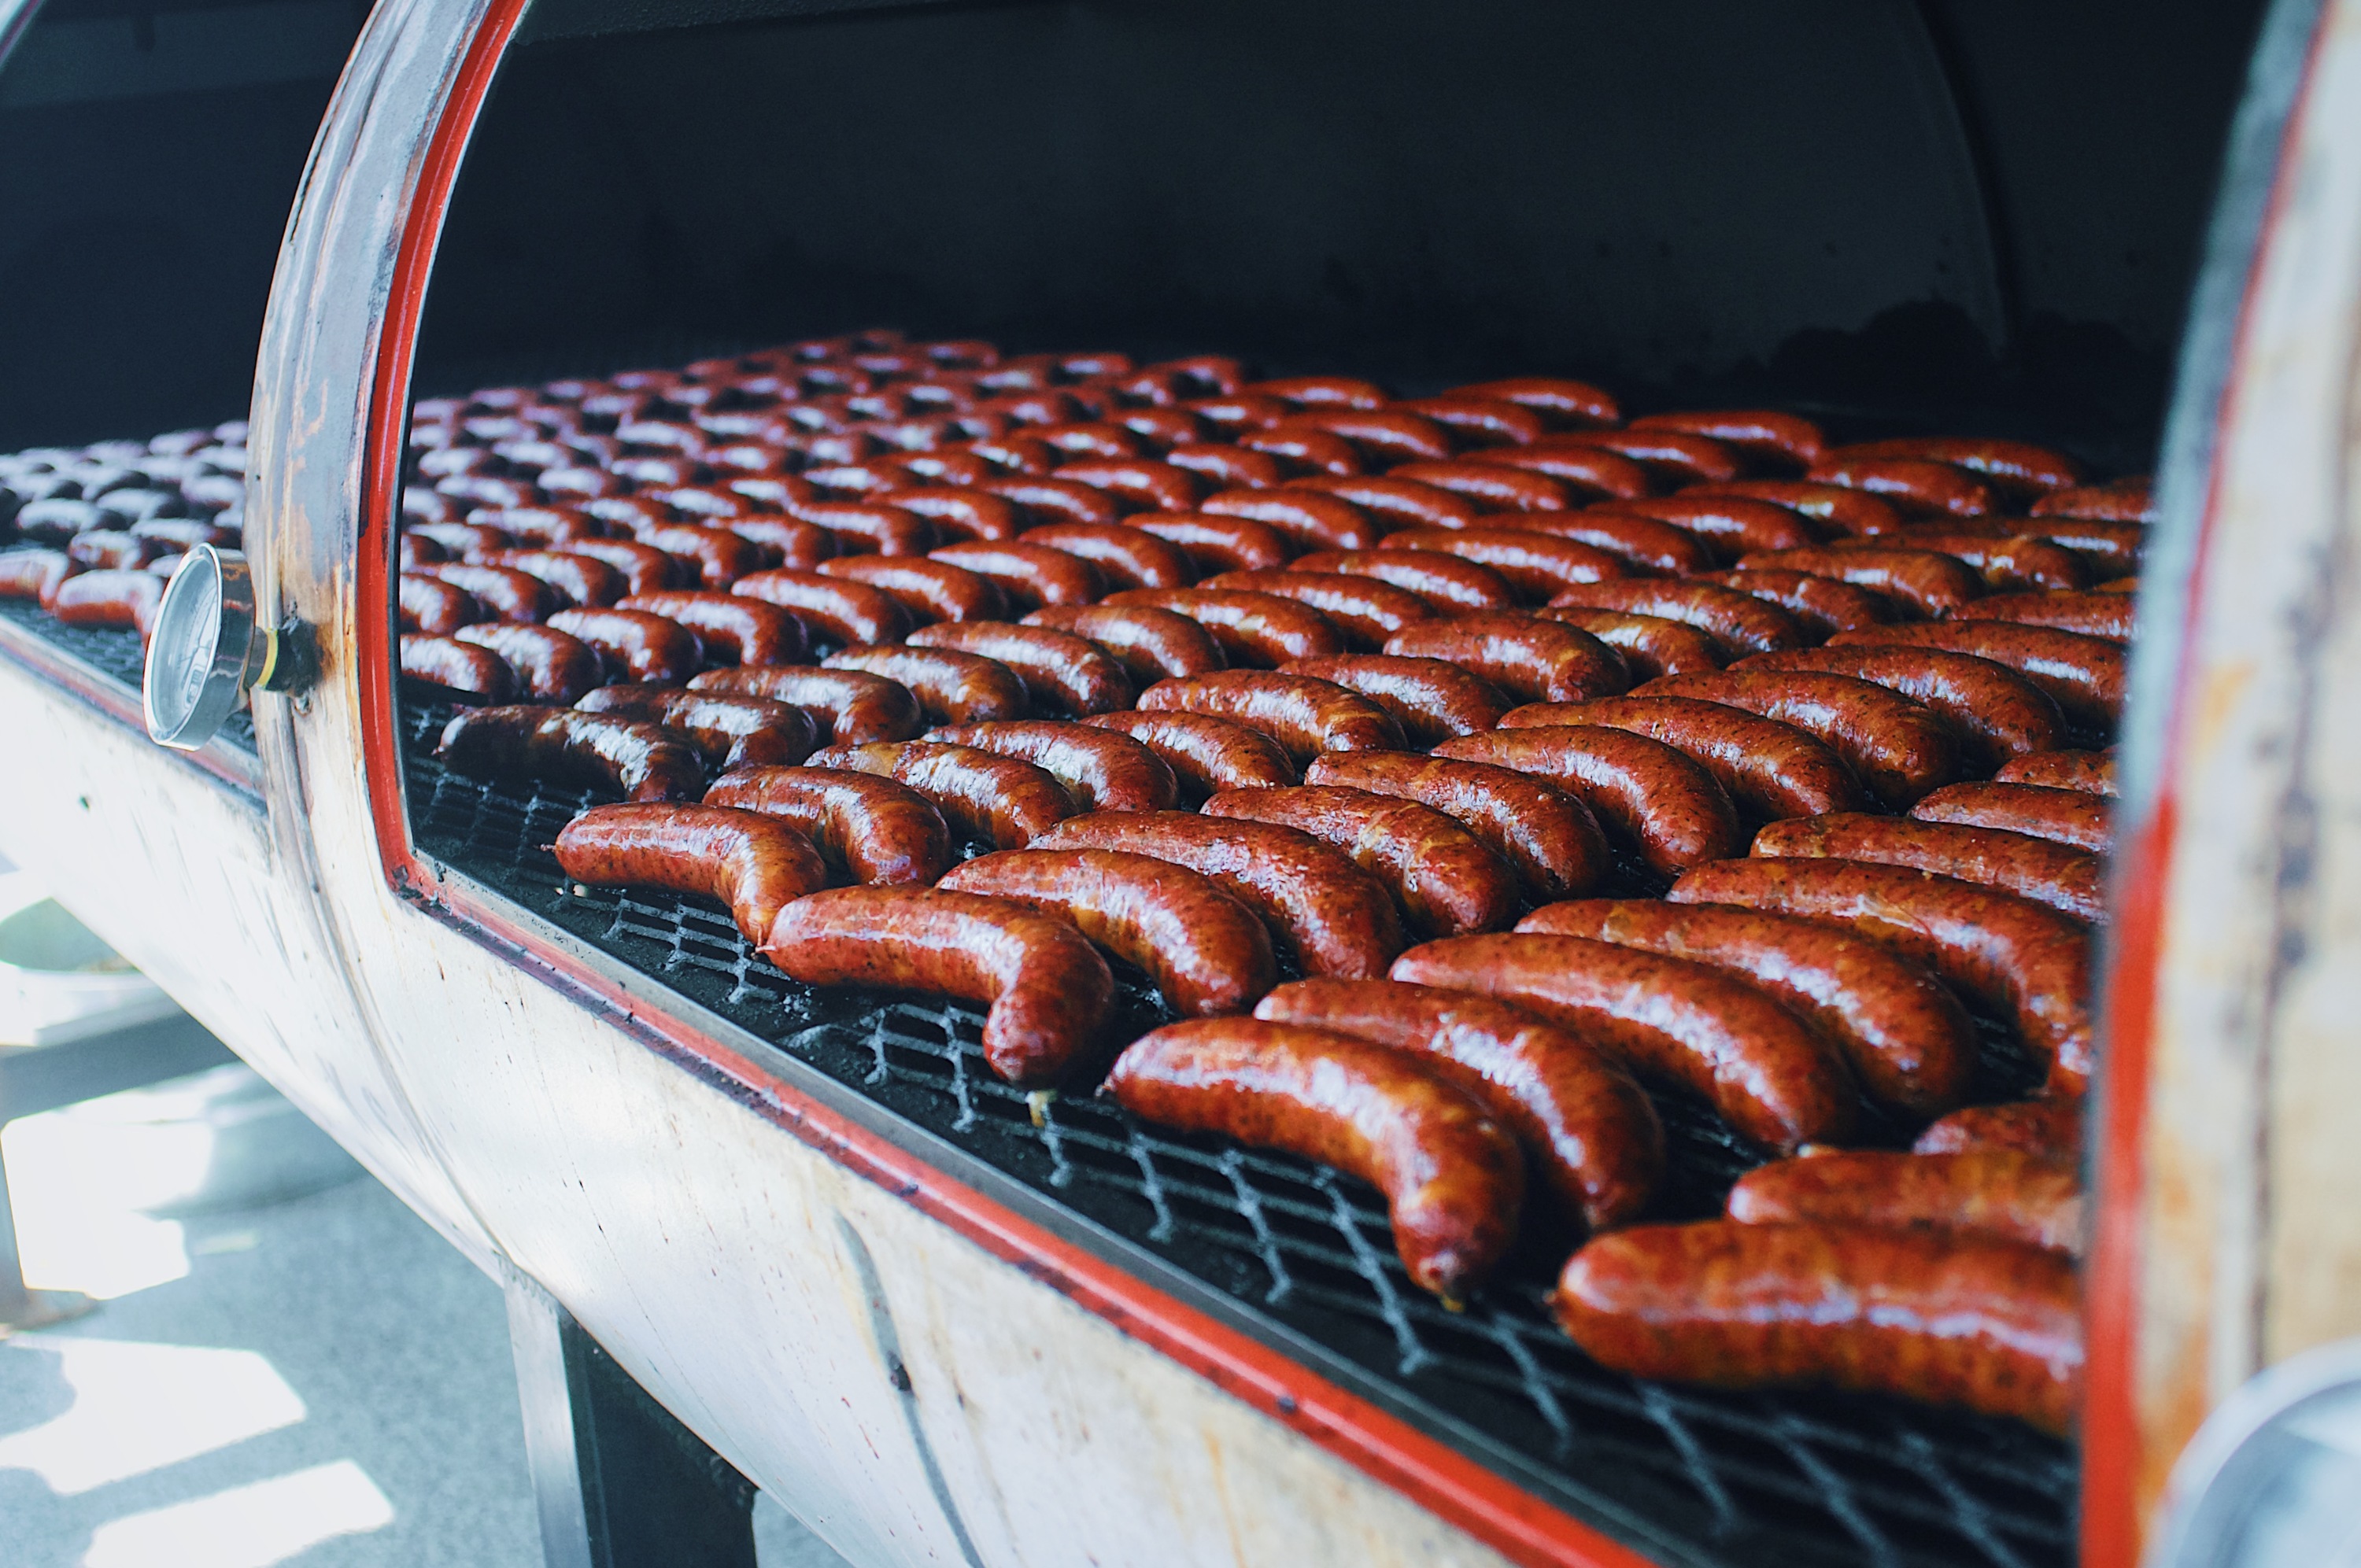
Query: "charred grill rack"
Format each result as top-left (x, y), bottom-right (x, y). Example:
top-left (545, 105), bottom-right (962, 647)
top-left (401, 685), bottom-right (2074, 1568)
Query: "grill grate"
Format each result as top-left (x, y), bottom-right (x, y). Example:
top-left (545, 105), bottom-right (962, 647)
top-left (402, 692), bottom-right (2077, 1568)
top-left (0, 601), bottom-right (257, 754)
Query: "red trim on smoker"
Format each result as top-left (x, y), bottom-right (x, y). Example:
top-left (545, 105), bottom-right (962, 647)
top-left (350, 7), bottom-right (1655, 1566)
top-left (2078, 12), bottom-right (2333, 1562)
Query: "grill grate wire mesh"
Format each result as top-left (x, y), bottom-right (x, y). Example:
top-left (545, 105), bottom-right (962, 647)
top-left (400, 689), bottom-right (2078, 1568)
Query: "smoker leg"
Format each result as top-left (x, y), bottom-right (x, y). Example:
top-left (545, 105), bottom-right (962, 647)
top-left (504, 1271), bottom-right (759, 1568)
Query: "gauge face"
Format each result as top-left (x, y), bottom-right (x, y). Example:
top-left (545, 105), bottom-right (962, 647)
top-left (143, 544), bottom-right (256, 751)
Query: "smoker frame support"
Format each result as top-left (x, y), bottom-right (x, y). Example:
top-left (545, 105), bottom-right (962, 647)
top-left (505, 1268), bottom-right (761, 1568)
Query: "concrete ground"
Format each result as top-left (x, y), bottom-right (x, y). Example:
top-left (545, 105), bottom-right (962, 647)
top-left (0, 1058), bottom-right (850, 1567)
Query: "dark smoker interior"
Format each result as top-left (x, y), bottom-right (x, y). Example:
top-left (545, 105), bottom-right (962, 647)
top-left (419, 0), bottom-right (2267, 474)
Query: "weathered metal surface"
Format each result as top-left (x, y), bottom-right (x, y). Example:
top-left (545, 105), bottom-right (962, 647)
top-left (2089, 0), bottom-right (2361, 1561)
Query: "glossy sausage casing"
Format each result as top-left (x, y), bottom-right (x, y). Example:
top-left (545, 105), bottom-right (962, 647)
top-left (1554, 1222), bottom-right (2081, 1433)
top-left (1105, 1019), bottom-right (1521, 1301)
top-left (1254, 978), bottom-right (1662, 1228)
top-left (1137, 671), bottom-right (1404, 763)
top-left (762, 886), bottom-right (1112, 1086)
top-left (1726, 1149), bottom-right (2084, 1256)
top-left (704, 766), bottom-right (951, 884)
top-left (1279, 655), bottom-right (1511, 745)
top-left (553, 802), bottom-right (826, 944)
top-left (1433, 726), bottom-right (1742, 882)
top-left (1303, 751), bottom-right (1610, 902)
top-left (1203, 785), bottom-right (1520, 939)
top-left (1074, 711), bottom-right (1296, 802)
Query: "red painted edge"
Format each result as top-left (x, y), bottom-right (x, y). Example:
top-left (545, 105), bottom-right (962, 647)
top-left (2078, 13), bottom-right (2333, 1564)
top-left (349, 7), bottom-right (1657, 1566)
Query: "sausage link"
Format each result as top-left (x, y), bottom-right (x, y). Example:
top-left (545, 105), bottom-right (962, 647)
top-left (1239, 427), bottom-right (1366, 477)
top-left (1201, 489), bottom-right (1380, 552)
top-left (1247, 375), bottom-right (1389, 410)
top-left (1736, 545), bottom-right (1984, 618)
top-left (924, 540), bottom-right (1104, 611)
top-left (1732, 646), bottom-right (2067, 769)
top-left (1101, 587), bottom-right (1346, 667)
top-left (1388, 460), bottom-right (1570, 512)
top-left (1037, 810), bottom-right (1398, 978)
top-left (61, 532), bottom-right (154, 572)
top-left (763, 886), bottom-right (1111, 1086)
top-left (906, 621), bottom-right (1134, 715)
top-left (1591, 496), bottom-right (1821, 559)
top-left (1875, 530), bottom-right (2088, 594)
top-left (1391, 934), bottom-right (1855, 1151)
top-left (1536, 609), bottom-right (1726, 680)
top-left (730, 569), bottom-right (909, 647)
top-left (1915, 1100), bottom-right (2085, 1160)
top-left (1953, 590), bottom-right (2135, 640)
top-left (555, 802), bottom-right (826, 944)
top-left (1753, 813), bottom-right (2104, 922)
top-left (0, 548), bottom-right (79, 603)
top-left (1289, 548), bottom-right (1518, 614)
top-left (1382, 613), bottom-right (1628, 704)
top-left (1022, 603), bottom-right (1225, 684)
top-left (1378, 528), bottom-right (1627, 603)
top-left (486, 548), bottom-right (626, 607)
top-left (1393, 396), bottom-right (1548, 448)
top-left (419, 562), bottom-right (552, 622)
top-left (1826, 622), bottom-right (2124, 732)
top-left (1543, 430), bottom-right (1742, 486)
top-left (1628, 411), bottom-right (1827, 468)
top-left (689, 665), bottom-right (922, 743)
top-left (401, 634), bottom-right (515, 701)
top-left (397, 533), bottom-right (448, 570)
top-left (1199, 569), bottom-right (1434, 650)
top-left (1136, 671), bottom-right (1404, 763)
top-left (974, 476), bottom-right (1124, 531)
top-left (1449, 377), bottom-right (1620, 428)
top-left (889, 486), bottom-right (1026, 543)
top-left (704, 766), bottom-right (951, 884)
top-left (939, 849), bottom-right (1275, 1016)
top-left (1106, 1018), bottom-right (1521, 1302)
top-left (576, 685), bottom-right (817, 769)
top-left (1287, 474), bottom-right (1485, 531)
top-left (2032, 483), bottom-right (2155, 525)
top-left (1254, 978), bottom-right (1661, 1227)
top-left (779, 498), bottom-right (933, 556)
top-left (1993, 749), bottom-right (2117, 797)
top-left (1910, 782), bottom-right (2112, 854)
top-left (1834, 438), bottom-right (2082, 501)
top-left (1668, 858), bottom-right (2094, 1093)
top-left (1054, 457), bottom-right (1206, 514)
top-left (1017, 522), bottom-right (1195, 590)
top-left (453, 623), bottom-right (601, 703)
top-left (810, 740), bottom-right (1073, 850)
top-left (1203, 785), bottom-right (1520, 939)
top-left (822, 646), bottom-right (1027, 726)
top-left (1684, 479), bottom-right (1904, 539)
top-left (1729, 1149), bottom-right (2083, 1256)
top-left (615, 591), bottom-right (808, 666)
top-left (412, 521), bottom-right (512, 559)
top-left (1554, 1221), bottom-right (2081, 1433)
top-left (1434, 726), bottom-right (1742, 882)
top-left (1277, 654), bottom-right (1511, 744)
top-left (1163, 445), bottom-right (1288, 491)
top-left (436, 705), bottom-right (704, 802)
top-left (1476, 444), bottom-right (1655, 501)
top-left (925, 721), bottom-right (1177, 811)
top-left (813, 555), bottom-right (1006, 625)
top-left (1636, 670), bottom-right (1959, 808)
top-left (1074, 714), bottom-right (1296, 802)
top-left (1132, 511), bottom-right (1294, 573)
top-left (401, 572), bottom-right (479, 634)
top-left (1542, 579), bottom-right (1804, 655)
top-left (1304, 751), bottom-right (1610, 902)
top-left (634, 523), bottom-right (767, 588)
top-left (561, 539), bottom-right (677, 595)
top-left (1694, 568), bottom-right (1893, 639)
top-left (722, 517), bottom-right (835, 570)
top-left (545, 608), bottom-right (704, 685)
top-left (1804, 455), bottom-right (1996, 519)
top-left (1507, 695), bottom-right (1864, 823)
top-left (1457, 509), bottom-right (1698, 576)
top-left (1522, 898), bottom-right (1972, 1116)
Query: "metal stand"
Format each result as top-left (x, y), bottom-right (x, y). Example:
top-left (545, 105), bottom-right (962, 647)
top-left (0, 1012), bottom-right (233, 1330)
top-left (505, 1271), bottom-right (759, 1568)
